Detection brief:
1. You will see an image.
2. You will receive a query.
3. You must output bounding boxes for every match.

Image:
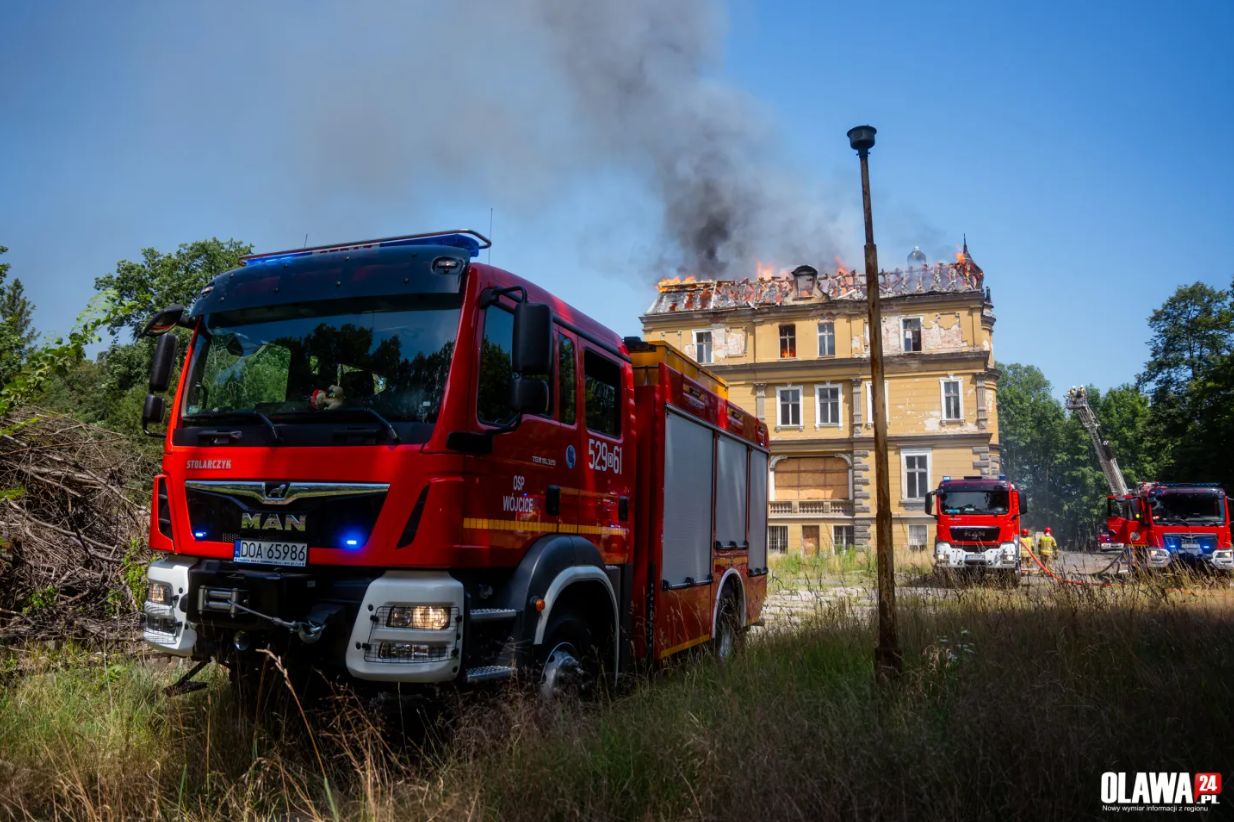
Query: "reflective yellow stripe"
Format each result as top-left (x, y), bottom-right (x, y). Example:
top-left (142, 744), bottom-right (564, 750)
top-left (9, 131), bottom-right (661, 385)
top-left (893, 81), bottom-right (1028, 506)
top-left (660, 634), bottom-right (711, 658)
top-left (462, 517), bottom-right (628, 537)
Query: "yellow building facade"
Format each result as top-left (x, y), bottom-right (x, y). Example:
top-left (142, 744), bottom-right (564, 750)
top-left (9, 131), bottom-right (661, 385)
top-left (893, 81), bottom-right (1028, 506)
top-left (641, 254), bottom-right (1000, 555)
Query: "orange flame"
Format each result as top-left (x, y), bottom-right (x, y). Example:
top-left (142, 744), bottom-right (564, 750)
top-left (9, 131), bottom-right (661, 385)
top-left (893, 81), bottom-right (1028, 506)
top-left (656, 273), bottom-right (698, 291)
top-left (954, 248), bottom-right (967, 264)
top-left (754, 259), bottom-right (778, 280)
top-left (834, 255), bottom-right (849, 276)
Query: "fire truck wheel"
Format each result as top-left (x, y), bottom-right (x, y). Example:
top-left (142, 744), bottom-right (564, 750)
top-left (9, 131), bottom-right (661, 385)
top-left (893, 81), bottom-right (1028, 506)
top-left (537, 613), bottom-right (601, 701)
top-left (712, 592), bottom-right (742, 662)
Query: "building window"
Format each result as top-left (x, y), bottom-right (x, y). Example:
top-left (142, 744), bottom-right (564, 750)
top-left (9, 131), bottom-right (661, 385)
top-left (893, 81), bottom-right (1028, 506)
top-left (833, 525), bottom-right (855, 550)
top-left (902, 449), bottom-right (931, 501)
top-left (815, 384), bottom-right (842, 427)
top-left (902, 317), bottom-right (922, 352)
top-left (908, 524), bottom-right (928, 551)
top-left (863, 381), bottom-right (889, 426)
top-left (583, 350), bottom-right (622, 438)
top-left (777, 385), bottom-right (802, 427)
top-left (774, 456), bottom-right (850, 501)
top-left (779, 324), bottom-right (797, 358)
top-left (941, 378), bottom-right (963, 421)
top-left (693, 330), bottom-right (713, 364)
top-left (817, 320), bottom-right (835, 357)
top-left (768, 525), bottom-right (789, 554)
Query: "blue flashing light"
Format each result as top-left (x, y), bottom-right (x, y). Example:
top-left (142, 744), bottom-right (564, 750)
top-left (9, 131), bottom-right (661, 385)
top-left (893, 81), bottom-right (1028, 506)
top-left (194, 531), bottom-right (207, 539)
top-left (942, 475), bottom-right (952, 482)
top-left (241, 230), bottom-right (492, 266)
top-left (343, 536), bottom-right (362, 549)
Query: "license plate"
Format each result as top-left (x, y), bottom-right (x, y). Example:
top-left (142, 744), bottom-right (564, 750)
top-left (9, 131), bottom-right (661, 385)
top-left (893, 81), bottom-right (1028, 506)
top-left (1181, 541), bottom-right (1201, 554)
top-left (233, 539), bottom-right (308, 567)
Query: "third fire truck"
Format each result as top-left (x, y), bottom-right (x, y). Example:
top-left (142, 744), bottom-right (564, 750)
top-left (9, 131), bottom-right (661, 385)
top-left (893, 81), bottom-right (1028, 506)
top-left (1067, 387), bottom-right (1234, 573)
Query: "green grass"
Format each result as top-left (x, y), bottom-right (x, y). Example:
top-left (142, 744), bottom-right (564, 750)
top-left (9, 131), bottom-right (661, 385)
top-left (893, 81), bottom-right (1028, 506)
top-left (769, 546), bottom-right (934, 592)
top-left (2, 583), bottom-right (1231, 820)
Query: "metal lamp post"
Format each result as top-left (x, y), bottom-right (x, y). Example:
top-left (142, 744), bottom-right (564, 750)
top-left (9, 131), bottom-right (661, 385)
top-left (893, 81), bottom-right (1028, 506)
top-left (846, 124), bottom-right (903, 682)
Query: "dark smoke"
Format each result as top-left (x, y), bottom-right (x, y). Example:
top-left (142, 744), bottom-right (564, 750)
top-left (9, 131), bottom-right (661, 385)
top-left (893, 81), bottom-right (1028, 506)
top-left (528, 0), bottom-right (842, 277)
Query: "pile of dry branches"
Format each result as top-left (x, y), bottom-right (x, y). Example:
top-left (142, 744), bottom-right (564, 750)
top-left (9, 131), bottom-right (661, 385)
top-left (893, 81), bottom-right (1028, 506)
top-left (0, 409), bottom-right (157, 643)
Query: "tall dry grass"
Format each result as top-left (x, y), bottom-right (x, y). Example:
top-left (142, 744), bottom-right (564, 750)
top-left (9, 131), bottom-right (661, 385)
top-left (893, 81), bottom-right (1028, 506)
top-left (1, 581), bottom-right (1231, 820)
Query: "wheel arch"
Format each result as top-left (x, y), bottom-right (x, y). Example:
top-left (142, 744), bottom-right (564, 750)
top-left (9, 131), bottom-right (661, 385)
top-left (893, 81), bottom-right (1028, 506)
top-left (497, 534), bottom-right (620, 679)
top-left (710, 567), bottom-right (747, 637)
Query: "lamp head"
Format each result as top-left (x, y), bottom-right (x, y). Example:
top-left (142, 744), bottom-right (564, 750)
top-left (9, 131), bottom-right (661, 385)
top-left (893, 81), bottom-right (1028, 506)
top-left (847, 124), bottom-right (877, 155)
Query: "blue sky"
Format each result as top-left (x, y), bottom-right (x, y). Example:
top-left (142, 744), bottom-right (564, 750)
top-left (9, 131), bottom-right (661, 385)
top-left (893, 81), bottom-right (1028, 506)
top-left (1, 0), bottom-right (1231, 394)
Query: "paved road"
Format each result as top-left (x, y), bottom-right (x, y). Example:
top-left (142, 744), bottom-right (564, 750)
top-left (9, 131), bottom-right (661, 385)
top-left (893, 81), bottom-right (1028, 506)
top-left (759, 550), bottom-right (1130, 629)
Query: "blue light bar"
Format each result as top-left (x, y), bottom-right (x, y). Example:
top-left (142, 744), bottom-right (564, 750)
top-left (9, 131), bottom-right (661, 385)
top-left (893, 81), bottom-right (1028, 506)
top-left (242, 229), bottom-right (492, 266)
top-left (194, 531), bottom-right (207, 539)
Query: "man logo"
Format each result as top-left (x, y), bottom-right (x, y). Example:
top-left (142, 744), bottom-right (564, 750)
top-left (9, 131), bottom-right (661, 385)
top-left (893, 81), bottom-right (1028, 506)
top-left (240, 512), bottom-right (307, 532)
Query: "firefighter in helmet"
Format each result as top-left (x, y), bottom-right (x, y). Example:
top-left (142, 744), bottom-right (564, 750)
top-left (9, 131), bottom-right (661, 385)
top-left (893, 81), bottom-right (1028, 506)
top-left (1038, 526), bottom-right (1059, 567)
top-left (1019, 528), bottom-right (1035, 573)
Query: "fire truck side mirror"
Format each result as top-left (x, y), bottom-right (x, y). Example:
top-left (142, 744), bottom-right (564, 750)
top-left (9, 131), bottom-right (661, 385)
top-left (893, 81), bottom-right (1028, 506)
top-left (141, 394), bottom-right (166, 434)
top-left (1019, 494), bottom-right (1030, 515)
top-left (148, 334), bottom-right (178, 393)
top-left (511, 377), bottom-right (550, 415)
top-left (923, 491), bottom-right (933, 515)
top-left (512, 302), bottom-right (553, 375)
top-left (140, 304), bottom-right (185, 338)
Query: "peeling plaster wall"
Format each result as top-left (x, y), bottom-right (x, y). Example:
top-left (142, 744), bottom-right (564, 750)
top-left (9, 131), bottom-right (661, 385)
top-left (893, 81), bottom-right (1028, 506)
top-left (880, 312), bottom-right (967, 354)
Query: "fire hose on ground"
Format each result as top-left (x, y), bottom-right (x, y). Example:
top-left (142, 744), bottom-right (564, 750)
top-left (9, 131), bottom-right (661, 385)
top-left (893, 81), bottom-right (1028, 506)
top-left (1020, 543), bottom-right (1129, 588)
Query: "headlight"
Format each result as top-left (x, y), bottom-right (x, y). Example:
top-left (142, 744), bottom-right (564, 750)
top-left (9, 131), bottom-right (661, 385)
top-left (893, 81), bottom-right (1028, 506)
top-left (387, 605), bottom-right (452, 630)
top-left (934, 542), bottom-right (951, 559)
top-left (147, 581), bottom-right (172, 605)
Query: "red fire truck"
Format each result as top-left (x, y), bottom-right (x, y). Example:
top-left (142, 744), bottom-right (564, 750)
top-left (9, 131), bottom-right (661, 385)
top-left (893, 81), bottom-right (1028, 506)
top-left (138, 231), bottom-right (769, 695)
top-left (1109, 483), bottom-right (1234, 573)
top-left (924, 474), bottom-right (1027, 584)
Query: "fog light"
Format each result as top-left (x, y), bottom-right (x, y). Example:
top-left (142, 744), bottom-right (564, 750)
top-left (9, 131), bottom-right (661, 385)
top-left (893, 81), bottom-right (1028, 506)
top-left (387, 605), bottom-right (451, 630)
top-left (147, 581), bottom-right (172, 605)
top-left (378, 641), bottom-right (448, 661)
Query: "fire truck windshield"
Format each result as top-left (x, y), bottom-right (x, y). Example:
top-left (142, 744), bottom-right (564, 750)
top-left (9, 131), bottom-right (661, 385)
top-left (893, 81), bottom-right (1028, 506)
top-left (182, 299), bottom-right (460, 442)
top-left (940, 488), bottom-right (1009, 515)
top-left (1148, 492), bottom-right (1225, 525)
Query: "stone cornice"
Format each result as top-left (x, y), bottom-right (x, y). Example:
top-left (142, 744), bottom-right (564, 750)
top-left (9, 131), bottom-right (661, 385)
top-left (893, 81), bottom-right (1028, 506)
top-left (706, 349), bottom-right (992, 379)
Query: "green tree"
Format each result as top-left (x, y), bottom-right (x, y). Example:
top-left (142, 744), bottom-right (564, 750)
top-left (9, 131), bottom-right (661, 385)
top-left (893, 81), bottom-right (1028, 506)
top-left (95, 238), bottom-right (252, 339)
top-left (40, 239), bottom-right (252, 435)
top-left (997, 363), bottom-right (1110, 549)
top-left (1138, 280), bottom-right (1234, 489)
top-left (0, 246), bottom-right (37, 386)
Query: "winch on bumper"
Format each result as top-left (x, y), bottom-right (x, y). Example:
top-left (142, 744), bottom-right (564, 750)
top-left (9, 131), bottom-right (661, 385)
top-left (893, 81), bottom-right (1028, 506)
top-left (142, 560), bottom-right (465, 683)
top-left (934, 542), bottom-right (1019, 570)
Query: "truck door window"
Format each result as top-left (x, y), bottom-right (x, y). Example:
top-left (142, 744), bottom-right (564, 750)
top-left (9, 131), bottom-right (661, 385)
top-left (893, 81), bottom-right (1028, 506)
top-left (477, 304), bottom-right (554, 426)
top-left (477, 305), bottom-right (516, 426)
top-left (583, 350), bottom-right (621, 438)
top-left (558, 333), bottom-right (576, 425)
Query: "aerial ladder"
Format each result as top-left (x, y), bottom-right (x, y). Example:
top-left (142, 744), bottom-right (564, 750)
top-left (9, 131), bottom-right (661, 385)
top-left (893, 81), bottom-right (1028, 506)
top-left (1065, 386), bottom-right (1129, 496)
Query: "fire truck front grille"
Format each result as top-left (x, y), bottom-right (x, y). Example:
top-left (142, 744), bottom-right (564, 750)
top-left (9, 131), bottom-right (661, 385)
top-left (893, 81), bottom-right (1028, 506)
top-left (185, 481), bottom-right (388, 550)
top-left (950, 526), bottom-right (1001, 545)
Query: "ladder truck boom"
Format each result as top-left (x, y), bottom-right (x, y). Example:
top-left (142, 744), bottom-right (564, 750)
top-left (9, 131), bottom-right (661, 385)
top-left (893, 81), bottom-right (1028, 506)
top-left (1065, 386), bottom-right (1129, 496)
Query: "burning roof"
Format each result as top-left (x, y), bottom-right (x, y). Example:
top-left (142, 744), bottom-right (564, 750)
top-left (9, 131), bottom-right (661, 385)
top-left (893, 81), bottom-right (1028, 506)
top-left (647, 254), bottom-right (985, 315)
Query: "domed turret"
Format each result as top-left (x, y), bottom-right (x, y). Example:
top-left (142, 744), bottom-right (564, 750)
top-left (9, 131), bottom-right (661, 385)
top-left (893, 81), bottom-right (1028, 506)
top-left (907, 246), bottom-right (927, 269)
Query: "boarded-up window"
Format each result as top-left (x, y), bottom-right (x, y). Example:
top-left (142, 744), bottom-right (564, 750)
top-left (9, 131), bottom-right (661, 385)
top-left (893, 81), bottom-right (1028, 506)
top-left (774, 456), bottom-right (849, 501)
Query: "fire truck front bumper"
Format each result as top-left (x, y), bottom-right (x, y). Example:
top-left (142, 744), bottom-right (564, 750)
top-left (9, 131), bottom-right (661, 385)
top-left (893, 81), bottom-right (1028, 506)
top-left (142, 560), bottom-right (465, 683)
top-left (343, 571), bottom-right (464, 683)
top-left (934, 542), bottom-right (1019, 570)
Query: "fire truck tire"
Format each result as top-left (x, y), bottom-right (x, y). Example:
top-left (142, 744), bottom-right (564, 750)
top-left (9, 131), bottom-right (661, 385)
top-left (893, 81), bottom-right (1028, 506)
top-left (712, 591), bottom-right (742, 662)
top-left (537, 612), bottom-right (602, 700)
